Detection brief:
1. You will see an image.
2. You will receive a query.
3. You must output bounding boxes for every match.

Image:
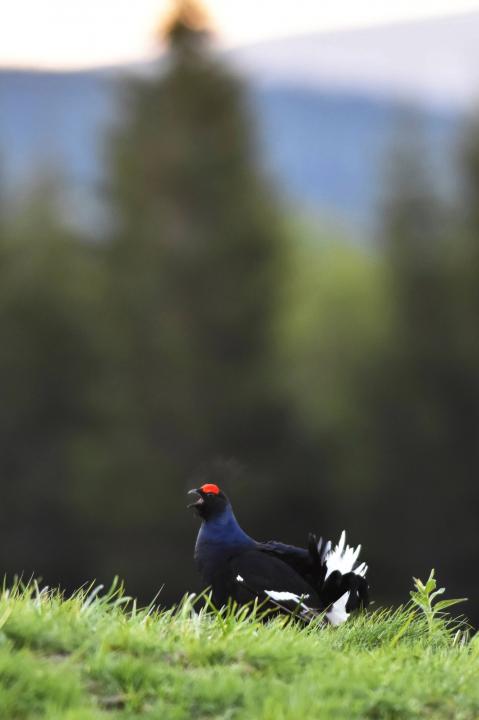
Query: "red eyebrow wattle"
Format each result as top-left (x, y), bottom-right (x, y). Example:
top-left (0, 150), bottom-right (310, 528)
top-left (200, 483), bottom-right (220, 495)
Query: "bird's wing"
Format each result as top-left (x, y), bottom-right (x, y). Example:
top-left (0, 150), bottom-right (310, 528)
top-left (259, 532), bottom-right (369, 625)
top-left (257, 534), bottom-right (330, 589)
top-left (228, 549), bottom-right (320, 619)
top-left (257, 540), bottom-right (310, 569)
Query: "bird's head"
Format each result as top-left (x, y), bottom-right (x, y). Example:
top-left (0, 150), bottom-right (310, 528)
top-left (187, 483), bottom-right (229, 520)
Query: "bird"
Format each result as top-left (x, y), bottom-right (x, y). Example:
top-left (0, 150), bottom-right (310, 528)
top-left (188, 482), bottom-right (369, 625)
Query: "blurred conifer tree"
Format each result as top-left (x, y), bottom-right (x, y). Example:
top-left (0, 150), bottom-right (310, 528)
top-left (108, 0), bottom-right (285, 461)
top-left (0, 177), bottom-right (104, 586)
top-left (364, 118), bottom-right (479, 605)
top-left (97, 0), bottom-right (293, 589)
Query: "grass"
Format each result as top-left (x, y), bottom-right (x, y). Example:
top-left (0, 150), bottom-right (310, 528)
top-left (0, 573), bottom-right (477, 719)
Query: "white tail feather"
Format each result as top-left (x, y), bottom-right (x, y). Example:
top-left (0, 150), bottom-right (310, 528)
top-left (324, 530), bottom-right (367, 626)
top-left (326, 592), bottom-right (350, 626)
top-left (324, 530), bottom-right (364, 579)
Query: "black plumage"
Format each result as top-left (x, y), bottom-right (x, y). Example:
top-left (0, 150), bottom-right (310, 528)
top-left (188, 483), bottom-right (369, 624)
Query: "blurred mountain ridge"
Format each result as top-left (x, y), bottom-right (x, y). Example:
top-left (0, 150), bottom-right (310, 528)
top-left (0, 10), bottom-right (473, 228)
top-left (228, 10), bottom-right (479, 108)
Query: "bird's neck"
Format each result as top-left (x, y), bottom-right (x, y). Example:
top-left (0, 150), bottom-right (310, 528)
top-left (197, 506), bottom-right (254, 548)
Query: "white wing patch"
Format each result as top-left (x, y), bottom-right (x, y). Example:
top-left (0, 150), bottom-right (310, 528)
top-left (324, 531), bottom-right (368, 626)
top-left (265, 590), bottom-right (311, 611)
top-left (265, 590), bottom-right (309, 602)
top-left (236, 576), bottom-right (312, 613)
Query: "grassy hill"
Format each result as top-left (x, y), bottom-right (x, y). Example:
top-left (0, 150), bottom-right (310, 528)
top-left (0, 574), bottom-right (476, 719)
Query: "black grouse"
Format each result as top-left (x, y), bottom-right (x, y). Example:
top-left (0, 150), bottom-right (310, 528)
top-left (188, 483), bottom-right (369, 624)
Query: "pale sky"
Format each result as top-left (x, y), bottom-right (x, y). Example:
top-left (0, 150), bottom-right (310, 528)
top-left (2, 0), bottom-right (479, 69)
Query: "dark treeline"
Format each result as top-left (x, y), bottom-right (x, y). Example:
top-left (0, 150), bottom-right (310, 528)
top-left (0, 1), bottom-right (478, 621)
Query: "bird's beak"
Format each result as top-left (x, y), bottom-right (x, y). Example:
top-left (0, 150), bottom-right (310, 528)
top-left (187, 488), bottom-right (204, 509)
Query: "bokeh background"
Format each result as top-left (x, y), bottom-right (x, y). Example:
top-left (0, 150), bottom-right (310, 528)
top-left (1, 0), bottom-right (479, 622)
